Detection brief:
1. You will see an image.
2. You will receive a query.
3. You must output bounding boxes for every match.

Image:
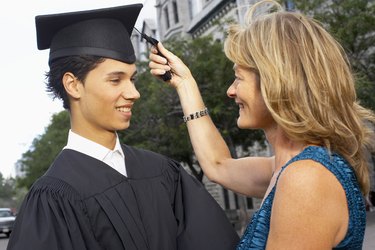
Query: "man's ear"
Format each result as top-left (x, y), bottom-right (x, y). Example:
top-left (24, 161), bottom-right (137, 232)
top-left (62, 72), bottom-right (81, 99)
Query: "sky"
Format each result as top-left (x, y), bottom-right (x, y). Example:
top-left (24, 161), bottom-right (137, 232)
top-left (0, 0), bottom-right (156, 178)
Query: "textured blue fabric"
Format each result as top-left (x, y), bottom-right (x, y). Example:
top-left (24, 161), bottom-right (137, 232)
top-left (236, 146), bottom-right (366, 250)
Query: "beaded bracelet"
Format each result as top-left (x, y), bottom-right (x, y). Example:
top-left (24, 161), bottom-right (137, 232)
top-left (183, 107), bottom-right (209, 123)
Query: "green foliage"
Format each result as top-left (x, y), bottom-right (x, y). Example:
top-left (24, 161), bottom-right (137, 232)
top-left (0, 173), bottom-right (15, 200)
top-left (356, 73), bottom-right (375, 109)
top-left (295, 0), bottom-right (375, 110)
top-left (17, 111), bottom-right (70, 189)
top-left (0, 173), bottom-right (25, 210)
top-left (12, 187), bottom-right (28, 211)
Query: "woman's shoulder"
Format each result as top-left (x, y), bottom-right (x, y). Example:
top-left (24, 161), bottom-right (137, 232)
top-left (275, 146), bottom-right (346, 198)
top-left (278, 157), bottom-right (345, 200)
top-left (269, 158), bottom-right (350, 247)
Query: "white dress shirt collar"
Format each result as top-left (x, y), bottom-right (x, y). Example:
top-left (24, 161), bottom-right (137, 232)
top-left (64, 130), bottom-right (127, 176)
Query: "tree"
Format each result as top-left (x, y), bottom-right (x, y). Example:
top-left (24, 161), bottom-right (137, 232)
top-left (0, 173), bottom-right (15, 200)
top-left (17, 111), bottom-right (70, 189)
top-left (295, 0), bottom-right (375, 110)
top-left (0, 173), bottom-right (20, 209)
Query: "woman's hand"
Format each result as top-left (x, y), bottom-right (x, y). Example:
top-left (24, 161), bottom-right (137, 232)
top-left (149, 43), bottom-right (193, 90)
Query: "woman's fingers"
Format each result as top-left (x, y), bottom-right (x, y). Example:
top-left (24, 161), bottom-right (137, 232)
top-left (149, 51), bottom-right (168, 65)
top-left (148, 60), bottom-right (170, 70)
top-left (150, 46), bottom-right (158, 54)
top-left (156, 42), bottom-right (174, 61)
top-left (149, 42), bottom-right (193, 86)
top-left (149, 61), bottom-right (170, 71)
top-left (150, 68), bottom-right (167, 76)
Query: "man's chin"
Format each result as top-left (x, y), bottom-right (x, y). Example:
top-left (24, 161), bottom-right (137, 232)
top-left (117, 122), bottom-right (131, 131)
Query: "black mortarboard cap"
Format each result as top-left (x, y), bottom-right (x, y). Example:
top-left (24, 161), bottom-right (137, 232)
top-left (35, 4), bottom-right (143, 65)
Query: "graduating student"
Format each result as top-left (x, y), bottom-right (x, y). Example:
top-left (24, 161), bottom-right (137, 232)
top-left (7, 4), bottom-right (239, 250)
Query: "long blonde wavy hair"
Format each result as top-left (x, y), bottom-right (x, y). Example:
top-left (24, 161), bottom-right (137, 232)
top-left (224, 0), bottom-right (375, 194)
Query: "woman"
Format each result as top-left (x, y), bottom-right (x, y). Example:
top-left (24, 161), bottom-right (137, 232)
top-left (149, 0), bottom-right (375, 249)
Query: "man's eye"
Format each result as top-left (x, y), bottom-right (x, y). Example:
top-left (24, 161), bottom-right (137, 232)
top-left (110, 79), bottom-right (121, 83)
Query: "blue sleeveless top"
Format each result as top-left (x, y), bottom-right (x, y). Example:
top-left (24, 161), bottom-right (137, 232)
top-left (237, 146), bottom-right (366, 250)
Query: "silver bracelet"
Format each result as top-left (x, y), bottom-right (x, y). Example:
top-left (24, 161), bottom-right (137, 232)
top-left (183, 107), bottom-right (209, 123)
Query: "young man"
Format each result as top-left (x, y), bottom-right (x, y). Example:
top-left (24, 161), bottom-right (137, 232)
top-left (7, 4), bottom-right (239, 250)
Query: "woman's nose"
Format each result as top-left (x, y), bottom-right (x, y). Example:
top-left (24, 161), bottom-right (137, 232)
top-left (226, 82), bottom-right (236, 98)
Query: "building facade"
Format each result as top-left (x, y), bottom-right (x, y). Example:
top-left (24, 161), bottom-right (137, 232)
top-left (154, 0), bottom-right (295, 40)
top-left (155, 0), bottom-right (238, 40)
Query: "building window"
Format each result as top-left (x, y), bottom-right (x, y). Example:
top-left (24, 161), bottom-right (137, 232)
top-left (172, 1), bottom-right (179, 23)
top-left (164, 7), bottom-right (170, 29)
top-left (188, 0), bottom-right (193, 19)
top-left (223, 188), bottom-right (229, 209)
top-left (246, 197), bottom-right (253, 209)
top-left (234, 194), bottom-right (239, 209)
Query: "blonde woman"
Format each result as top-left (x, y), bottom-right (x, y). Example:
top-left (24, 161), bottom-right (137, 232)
top-left (149, 0), bottom-right (375, 249)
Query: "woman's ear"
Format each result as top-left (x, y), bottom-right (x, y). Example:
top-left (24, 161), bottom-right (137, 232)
top-left (62, 72), bottom-right (81, 99)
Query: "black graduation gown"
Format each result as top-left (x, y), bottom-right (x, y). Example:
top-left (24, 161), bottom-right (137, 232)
top-left (7, 145), bottom-right (239, 250)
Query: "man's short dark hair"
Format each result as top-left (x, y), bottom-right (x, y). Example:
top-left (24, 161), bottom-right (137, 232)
top-left (46, 56), bottom-right (105, 110)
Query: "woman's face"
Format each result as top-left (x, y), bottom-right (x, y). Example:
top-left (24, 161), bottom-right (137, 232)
top-left (73, 58), bottom-right (140, 135)
top-left (227, 64), bottom-right (274, 130)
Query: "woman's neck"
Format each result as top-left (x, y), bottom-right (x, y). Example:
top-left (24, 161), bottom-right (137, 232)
top-left (264, 125), bottom-right (308, 173)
